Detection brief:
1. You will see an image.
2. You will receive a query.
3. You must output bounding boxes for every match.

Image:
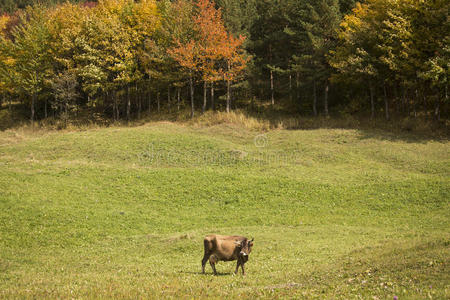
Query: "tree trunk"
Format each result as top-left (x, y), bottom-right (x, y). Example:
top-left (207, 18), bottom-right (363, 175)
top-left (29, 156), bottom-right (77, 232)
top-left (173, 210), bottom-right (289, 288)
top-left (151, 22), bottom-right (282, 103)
top-left (269, 43), bottom-right (274, 105)
top-left (167, 85), bottom-right (171, 112)
top-left (210, 82), bottom-right (215, 111)
top-left (31, 93), bottom-right (36, 126)
top-left (8, 95), bottom-right (11, 112)
top-left (177, 87), bottom-right (181, 111)
top-left (64, 99), bottom-right (68, 127)
top-left (324, 82), bottom-right (329, 117)
top-left (227, 61), bottom-right (232, 112)
top-left (226, 79), bottom-right (231, 113)
top-left (369, 81), bottom-right (375, 119)
top-left (138, 91), bottom-right (141, 120)
top-left (148, 90), bottom-right (151, 113)
top-left (401, 85), bottom-right (406, 116)
top-left (203, 81), bottom-right (207, 113)
top-left (134, 83), bottom-right (139, 119)
top-left (126, 85), bottom-right (131, 123)
top-left (392, 84), bottom-right (397, 113)
top-left (289, 73), bottom-right (292, 103)
top-left (413, 89), bottom-right (418, 118)
top-left (157, 91), bottom-right (160, 113)
top-left (296, 72), bottom-right (300, 110)
top-left (112, 92), bottom-right (115, 121)
top-left (115, 93), bottom-right (120, 120)
top-left (434, 92), bottom-right (440, 121)
top-left (44, 99), bottom-right (48, 119)
top-left (113, 91), bottom-right (117, 121)
top-left (423, 94), bottom-right (429, 119)
top-left (270, 69), bottom-right (274, 105)
top-left (103, 91), bottom-right (107, 119)
top-left (406, 88), bottom-right (411, 117)
top-left (189, 74), bottom-right (194, 118)
top-left (383, 83), bottom-right (390, 121)
top-left (444, 85), bottom-right (448, 121)
top-left (313, 80), bottom-right (317, 117)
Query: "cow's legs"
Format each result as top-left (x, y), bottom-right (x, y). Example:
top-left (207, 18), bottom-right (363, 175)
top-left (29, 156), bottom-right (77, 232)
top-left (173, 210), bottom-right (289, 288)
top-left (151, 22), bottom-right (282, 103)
top-left (209, 254), bottom-right (218, 275)
top-left (235, 261), bottom-right (240, 275)
top-left (201, 252), bottom-right (211, 274)
top-left (209, 261), bottom-right (217, 275)
top-left (240, 262), bottom-right (245, 275)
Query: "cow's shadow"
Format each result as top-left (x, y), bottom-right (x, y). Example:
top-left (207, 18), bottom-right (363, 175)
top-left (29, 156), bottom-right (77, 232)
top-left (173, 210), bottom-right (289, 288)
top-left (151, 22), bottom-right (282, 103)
top-left (179, 271), bottom-right (233, 276)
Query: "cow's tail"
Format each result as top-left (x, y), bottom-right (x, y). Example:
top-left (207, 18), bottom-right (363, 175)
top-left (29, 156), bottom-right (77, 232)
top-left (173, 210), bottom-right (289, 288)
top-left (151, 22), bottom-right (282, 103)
top-left (203, 235), bottom-right (215, 253)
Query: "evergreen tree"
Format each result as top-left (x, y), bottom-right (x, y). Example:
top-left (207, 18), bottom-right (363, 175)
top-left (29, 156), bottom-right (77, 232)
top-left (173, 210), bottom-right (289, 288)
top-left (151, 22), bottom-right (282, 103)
top-left (295, 0), bottom-right (341, 116)
top-left (249, 0), bottom-right (293, 105)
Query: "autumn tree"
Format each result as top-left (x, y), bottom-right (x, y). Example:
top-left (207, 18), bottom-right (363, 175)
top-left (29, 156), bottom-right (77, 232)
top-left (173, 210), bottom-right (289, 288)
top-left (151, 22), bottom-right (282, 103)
top-left (194, 0), bottom-right (224, 113)
top-left (219, 33), bottom-right (247, 112)
top-left (0, 0), bottom-right (446, 124)
top-left (51, 69), bottom-right (79, 124)
top-left (47, 2), bottom-right (85, 72)
top-left (167, 0), bottom-right (219, 118)
top-left (168, 40), bottom-right (200, 118)
top-left (73, 0), bottom-right (131, 120)
top-left (116, 0), bottom-right (159, 121)
top-left (174, 0), bottom-right (247, 114)
top-left (413, 0), bottom-right (449, 120)
top-left (331, 0), bottom-right (448, 121)
top-left (330, 2), bottom-right (380, 118)
top-left (2, 6), bottom-right (53, 125)
top-left (0, 13), bottom-right (11, 109)
top-left (140, 0), bottom-right (189, 114)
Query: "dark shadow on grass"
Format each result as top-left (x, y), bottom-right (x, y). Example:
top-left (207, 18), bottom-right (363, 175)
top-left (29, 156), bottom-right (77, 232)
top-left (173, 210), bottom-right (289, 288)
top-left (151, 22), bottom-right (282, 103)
top-left (267, 116), bottom-right (447, 144)
top-left (240, 101), bottom-right (449, 143)
top-left (2, 100), bottom-right (448, 144)
top-left (179, 270), bottom-right (234, 276)
top-left (354, 129), bottom-right (446, 144)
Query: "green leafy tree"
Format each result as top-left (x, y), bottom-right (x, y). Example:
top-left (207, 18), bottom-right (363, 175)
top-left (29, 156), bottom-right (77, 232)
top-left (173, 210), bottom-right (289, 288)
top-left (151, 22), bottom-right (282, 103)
top-left (3, 6), bottom-right (53, 124)
top-left (51, 69), bottom-right (79, 123)
top-left (413, 0), bottom-right (449, 120)
top-left (330, 2), bottom-right (380, 118)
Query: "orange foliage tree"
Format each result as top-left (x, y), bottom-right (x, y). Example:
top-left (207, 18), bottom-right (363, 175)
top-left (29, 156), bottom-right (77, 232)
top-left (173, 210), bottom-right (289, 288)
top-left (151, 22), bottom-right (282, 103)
top-left (168, 0), bottom-right (247, 116)
top-left (194, 0), bottom-right (226, 112)
top-left (219, 33), bottom-right (246, 112)
top-left (195, 0), bottom-right (247, 113)
top-left (167, 39), bottom-right (200, 118)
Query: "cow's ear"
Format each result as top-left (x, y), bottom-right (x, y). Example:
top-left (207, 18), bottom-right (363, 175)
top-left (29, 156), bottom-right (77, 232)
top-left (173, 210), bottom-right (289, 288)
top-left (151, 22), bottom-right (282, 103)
top-left (234, 241), bottom-right (242, 247)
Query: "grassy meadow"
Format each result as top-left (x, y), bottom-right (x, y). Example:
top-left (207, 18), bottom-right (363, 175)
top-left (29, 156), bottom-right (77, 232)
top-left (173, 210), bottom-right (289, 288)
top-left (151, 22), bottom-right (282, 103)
top-left (0, 116), bottom-right (449, 298)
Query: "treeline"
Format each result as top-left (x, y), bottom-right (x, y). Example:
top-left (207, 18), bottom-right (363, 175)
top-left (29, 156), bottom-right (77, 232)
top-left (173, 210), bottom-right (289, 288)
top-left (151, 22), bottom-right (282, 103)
top-left (0, 0), bottom-right (96, 14)
top-left (0, 0), bottom-right (448, 125)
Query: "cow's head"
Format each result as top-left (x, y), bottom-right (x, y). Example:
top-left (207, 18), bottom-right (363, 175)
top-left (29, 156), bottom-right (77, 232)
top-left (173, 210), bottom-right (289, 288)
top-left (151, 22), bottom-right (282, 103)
top-left (235, 238), bottom-right (254, 261)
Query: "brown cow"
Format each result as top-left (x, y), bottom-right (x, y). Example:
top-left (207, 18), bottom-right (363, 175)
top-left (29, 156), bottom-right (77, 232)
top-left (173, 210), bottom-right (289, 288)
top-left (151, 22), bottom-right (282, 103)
top-left (201, 235), bottom-right (254, 275)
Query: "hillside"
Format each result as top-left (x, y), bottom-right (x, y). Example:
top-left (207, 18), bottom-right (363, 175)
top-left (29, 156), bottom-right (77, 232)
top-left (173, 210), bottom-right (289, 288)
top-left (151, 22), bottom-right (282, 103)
top-left (0, 122), bottom-right (449, 298)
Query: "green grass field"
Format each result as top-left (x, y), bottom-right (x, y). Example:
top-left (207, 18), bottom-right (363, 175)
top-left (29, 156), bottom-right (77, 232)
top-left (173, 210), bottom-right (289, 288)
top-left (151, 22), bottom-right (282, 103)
top-left (0, 121), bottom-right (449, 298)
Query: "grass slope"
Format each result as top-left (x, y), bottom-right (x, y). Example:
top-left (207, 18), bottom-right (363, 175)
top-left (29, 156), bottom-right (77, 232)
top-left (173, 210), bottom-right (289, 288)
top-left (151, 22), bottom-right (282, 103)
top-left (0, 122), bottom-right (449, 298)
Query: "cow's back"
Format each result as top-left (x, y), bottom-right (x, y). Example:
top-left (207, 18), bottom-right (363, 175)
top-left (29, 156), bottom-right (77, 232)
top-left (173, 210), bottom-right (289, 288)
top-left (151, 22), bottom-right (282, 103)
top-left (206, 235), bottom-right (245, 261)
